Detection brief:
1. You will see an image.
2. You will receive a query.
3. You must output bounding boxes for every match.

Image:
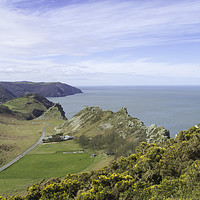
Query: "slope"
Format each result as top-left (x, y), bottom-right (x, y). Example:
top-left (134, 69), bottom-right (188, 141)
top-left (60, 106), bottom-right (170, 157)
top-left (0, 81), bottom-right (82, 102)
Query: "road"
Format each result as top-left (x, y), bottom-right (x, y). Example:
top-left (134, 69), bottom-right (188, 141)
top-left (0, 123), bottom-right (50, 172)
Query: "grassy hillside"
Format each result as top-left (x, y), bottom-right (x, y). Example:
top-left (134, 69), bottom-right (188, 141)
top-left (0, 85), bottom-right (15, 103)
top-left (0, 101), bottom-right (115, 198)
top-left (0, 116), bottom-right (47, 167)
top-left (0, 140), bottom-right (114, 197)
top-left (2, 124), bottom-right (199, 200)
top-left (0, 93), bottom-right (67, 191)
top-left (0, 82), bottom-right (82, 101)
top-left (1, 93), bottom-right (54, 120)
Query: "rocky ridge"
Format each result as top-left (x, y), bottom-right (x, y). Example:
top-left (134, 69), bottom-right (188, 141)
top-left (61, 106), bottom-right (170, 146)
top-left (39, 103), bottom-right (67, 120)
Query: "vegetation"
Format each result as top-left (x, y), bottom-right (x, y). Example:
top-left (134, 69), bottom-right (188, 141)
top-left (0, 116), bottom-right (48, 167)
top-left (78, 132), bottom-right (138, 157)
top-left (0, 151), bottom-right (94, 179)
top-left (1, 125), bottom-right (199, 199)
top-left (0, 85), bottom-right (15, 103)
top-left (0, 81), bottom-right (82, 100)
top-left (1, 93), bottom-right (54, 120)
top-left (0, 94), bottom-right (199, 199)
top-left (0, 139), bottom-right (113, 197)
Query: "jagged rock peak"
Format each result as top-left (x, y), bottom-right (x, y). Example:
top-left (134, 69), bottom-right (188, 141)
top-left (146, 124), bottom-right (170, 144)
top-left (62, 106), bottom-right (170, 144)
top-left (40, 103), bottom-right (67, 120)
top-left (121, 107), bottom-right (128, 113)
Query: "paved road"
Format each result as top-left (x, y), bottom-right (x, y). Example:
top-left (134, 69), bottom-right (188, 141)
top-left (0, 123), bottom-right (50, 172)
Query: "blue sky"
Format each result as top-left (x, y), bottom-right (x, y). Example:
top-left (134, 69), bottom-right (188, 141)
top-left (0, 0), bottom-right (200, 86)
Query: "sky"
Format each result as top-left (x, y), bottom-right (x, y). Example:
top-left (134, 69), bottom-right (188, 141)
top-left (0, 0), bottom-right (200, 86)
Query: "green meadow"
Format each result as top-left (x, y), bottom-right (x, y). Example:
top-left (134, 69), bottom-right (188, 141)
top-left (0, 140), bottom-right (100, 197)
top-left (0, 116), bottom-right (113, 197)
top-left (0, 152), bottom-right (94, 179)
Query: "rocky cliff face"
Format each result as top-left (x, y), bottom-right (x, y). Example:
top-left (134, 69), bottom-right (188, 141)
top-left (61, 106), bottom-right (170, 146)
top-left (40, 103), bottom-right (67, 120)
top-left (0, 82), bottom-right (82, 102)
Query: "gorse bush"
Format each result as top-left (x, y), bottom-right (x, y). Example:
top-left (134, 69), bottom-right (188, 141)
top-left (2, 125), bottom-right (200, 200)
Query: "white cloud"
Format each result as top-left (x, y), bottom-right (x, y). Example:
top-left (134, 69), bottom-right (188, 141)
top-left (0, 0), bottom-right (200, 57)
top-left (0, 0), bottom-right (200, 84)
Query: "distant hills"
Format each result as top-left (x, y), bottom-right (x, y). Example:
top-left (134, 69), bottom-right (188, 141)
top-left (0, 81), bottom-right (82, 103)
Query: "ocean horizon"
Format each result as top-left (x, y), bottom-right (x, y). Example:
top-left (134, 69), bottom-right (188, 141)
top-left (48, 85), bottom-right (200, 138)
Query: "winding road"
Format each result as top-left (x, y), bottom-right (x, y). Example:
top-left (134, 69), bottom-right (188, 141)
top-left (0, 123), bottom-right (50, 172)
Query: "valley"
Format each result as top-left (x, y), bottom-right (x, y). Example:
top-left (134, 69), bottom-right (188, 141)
top-left (0, 93), bottom-right (199, 199)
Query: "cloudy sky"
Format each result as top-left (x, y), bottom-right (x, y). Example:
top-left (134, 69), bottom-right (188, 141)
top-left (0, 0), bottom-right (200, 86)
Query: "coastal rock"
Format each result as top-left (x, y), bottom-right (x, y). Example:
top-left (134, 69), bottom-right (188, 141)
top-left (146, 124), bottom-right (170, 144)
top-left (61, 106), bottom-right (170, 146)
top-left (40, 103), bottom-right (67, 120)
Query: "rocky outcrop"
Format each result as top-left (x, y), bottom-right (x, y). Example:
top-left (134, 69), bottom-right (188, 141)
top-left (146, 124), bottom-right (170, 144)
top-left (61, 106), bottom-right (170, 145)
top-left (0, 82), bottom-right (82, 102)
top-left (40, 103), bottom-right (67, 120)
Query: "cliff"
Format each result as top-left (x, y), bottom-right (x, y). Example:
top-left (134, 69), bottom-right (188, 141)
top-left (0, 81), bottom-right (82, 102)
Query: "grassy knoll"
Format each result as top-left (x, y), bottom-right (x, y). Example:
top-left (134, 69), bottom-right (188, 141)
top-left (3, 96), bottom-right (47, 114)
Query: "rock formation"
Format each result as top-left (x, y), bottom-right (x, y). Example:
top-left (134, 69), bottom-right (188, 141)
top-left (60, 106), bottom-right (170, 154)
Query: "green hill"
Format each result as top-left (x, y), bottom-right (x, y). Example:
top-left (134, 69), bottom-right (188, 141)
top-left (0, 81), bottom-right (82, 102)
top-left (0, 85), bottom-right (15, 103)
top-left (0, 93), bottom-right (54, 120)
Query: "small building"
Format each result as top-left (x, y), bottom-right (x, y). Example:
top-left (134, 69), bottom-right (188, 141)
top-left (43, 134), bottom-right (74, 143)
top-left (61, 135), bottom-right (74, 141)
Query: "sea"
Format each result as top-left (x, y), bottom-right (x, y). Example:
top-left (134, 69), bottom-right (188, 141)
top-left (48, 86), bottom-right (200, 138)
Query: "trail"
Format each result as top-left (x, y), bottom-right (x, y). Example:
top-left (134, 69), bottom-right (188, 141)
top-left (0, 123), bottom-right (50, 172)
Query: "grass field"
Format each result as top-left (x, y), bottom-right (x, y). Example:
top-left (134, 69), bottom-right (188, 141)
top-left (0, 120), bottom-right (113, 197)
top-left (0, 114), bottom-right (66, 166)
top-left (0, 152), bottom-right (94, 179)
top-left (0, 140), bottom-right (106, 197)
top-left (0, 116), bottom-right (46, 167)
